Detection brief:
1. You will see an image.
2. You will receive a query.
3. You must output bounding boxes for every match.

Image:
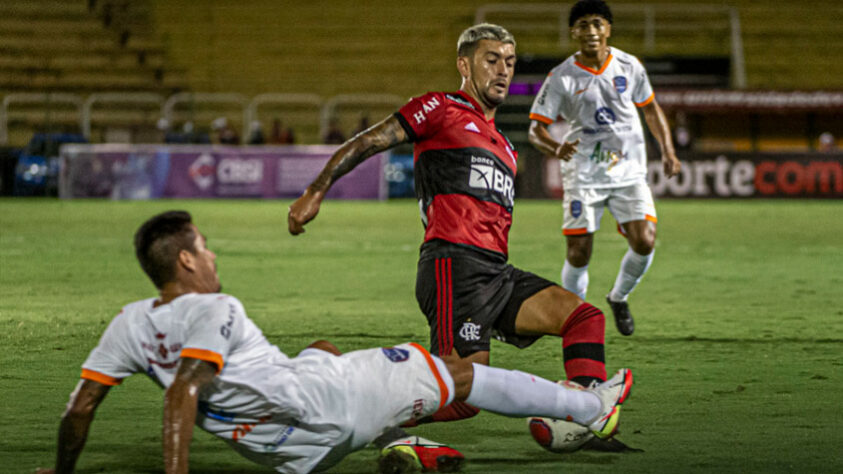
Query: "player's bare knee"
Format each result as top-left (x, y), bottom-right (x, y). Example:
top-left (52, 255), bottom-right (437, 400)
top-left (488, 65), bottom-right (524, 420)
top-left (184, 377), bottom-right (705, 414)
top-left (565, 245), bottom-right (590, 267)
top-left (629, 232), bottom-right (655, 255)
top-left (565, 235), bottom-right (593, 267)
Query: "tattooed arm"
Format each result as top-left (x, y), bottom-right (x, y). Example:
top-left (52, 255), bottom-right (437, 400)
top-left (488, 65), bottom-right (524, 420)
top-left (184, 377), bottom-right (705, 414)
top-left (287, 115), bottom-right (409, 235)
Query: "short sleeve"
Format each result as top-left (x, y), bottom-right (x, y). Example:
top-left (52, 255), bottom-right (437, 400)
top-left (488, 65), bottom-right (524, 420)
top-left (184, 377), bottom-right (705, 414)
top-left (180, 296), bottom-right (245, 374)
top-left (81, 310), bottom-right (140, 385)
top-left (530, 71), bottom-right (568, 124)
top-left (632, 58), bottom-right (655, 107)
top-left (394, 92), bottom-right (447, 142)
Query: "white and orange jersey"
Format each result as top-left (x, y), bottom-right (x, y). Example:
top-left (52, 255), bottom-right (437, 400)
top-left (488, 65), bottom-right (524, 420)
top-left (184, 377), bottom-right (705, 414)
top-left (529, 47), bottom-right (654, 189)
top-left (80, 294), bottom-right (450, 473)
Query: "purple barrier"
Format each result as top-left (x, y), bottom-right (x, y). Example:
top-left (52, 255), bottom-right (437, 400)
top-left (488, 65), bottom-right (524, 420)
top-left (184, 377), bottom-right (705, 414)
top-left (59, 144), bottom-right (387, 200)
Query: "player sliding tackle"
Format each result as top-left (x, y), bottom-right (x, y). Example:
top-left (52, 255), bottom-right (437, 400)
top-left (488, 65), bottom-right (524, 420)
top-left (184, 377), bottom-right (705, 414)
top-left (289, 22), bottom-right (630, 468)
top-left (37, 211), bottom-right (632, 474)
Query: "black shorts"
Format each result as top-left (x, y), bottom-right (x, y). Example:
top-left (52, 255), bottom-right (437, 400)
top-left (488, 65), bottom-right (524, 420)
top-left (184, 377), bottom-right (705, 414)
top-left (415, 240), bottom-right (557, 357)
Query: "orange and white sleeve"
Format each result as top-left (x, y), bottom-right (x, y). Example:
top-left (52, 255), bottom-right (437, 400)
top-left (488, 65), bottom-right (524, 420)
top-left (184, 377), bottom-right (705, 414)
top-left (179, 296), bottom-right (244, 374)
top-left (633, 58), bottom-right (655, 108)
top-left (80, 309), bottom-right (138, 385)
top-left (529, 69), bottom-right (567, 125)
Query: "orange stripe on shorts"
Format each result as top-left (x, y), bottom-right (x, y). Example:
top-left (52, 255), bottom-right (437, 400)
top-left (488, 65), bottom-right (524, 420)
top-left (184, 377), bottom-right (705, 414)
top-left (563, 227), bottom-right (589, 236)
top-left (409, 342), bottom-right (449, 409)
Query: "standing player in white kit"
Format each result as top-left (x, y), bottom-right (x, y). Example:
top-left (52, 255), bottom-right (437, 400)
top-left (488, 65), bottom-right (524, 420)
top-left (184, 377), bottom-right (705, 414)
top-left (527, 0), bottom-right (681, 335)
top-left (37, 210), bottom-right (632, 474)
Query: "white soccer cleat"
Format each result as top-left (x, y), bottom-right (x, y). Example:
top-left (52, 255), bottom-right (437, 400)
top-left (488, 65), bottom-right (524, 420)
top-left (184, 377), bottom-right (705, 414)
top-left (586, 368), bottom-right (633, 439)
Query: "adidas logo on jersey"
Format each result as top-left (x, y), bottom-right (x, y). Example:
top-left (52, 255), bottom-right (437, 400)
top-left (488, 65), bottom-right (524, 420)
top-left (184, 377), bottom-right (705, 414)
top-left (464, 122), bottom-right (480, 134)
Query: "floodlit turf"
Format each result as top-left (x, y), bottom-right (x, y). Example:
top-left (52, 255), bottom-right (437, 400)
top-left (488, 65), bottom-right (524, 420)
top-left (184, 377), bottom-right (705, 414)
top-left (1, 198), bottom-right (841, 473)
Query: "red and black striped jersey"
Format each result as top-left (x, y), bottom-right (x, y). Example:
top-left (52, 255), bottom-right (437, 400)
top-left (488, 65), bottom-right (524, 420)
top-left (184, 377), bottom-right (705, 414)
top-left (394, 91), bottom-right (518, 257)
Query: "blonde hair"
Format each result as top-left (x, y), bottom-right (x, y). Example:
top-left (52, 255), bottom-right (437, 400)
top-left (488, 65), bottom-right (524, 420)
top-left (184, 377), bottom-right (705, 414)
top-left (457, 23), bottom-right (516, 57)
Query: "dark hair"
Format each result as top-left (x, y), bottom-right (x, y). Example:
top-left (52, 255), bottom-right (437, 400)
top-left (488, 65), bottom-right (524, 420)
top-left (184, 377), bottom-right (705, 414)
top-left (569, 0), bottom-right (613, 27)
top-left (134, 210), bottom-right (196, 289)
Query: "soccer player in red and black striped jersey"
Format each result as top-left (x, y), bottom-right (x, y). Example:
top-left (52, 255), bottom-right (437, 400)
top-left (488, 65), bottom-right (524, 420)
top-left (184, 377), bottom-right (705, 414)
top-left (289, 23), bottom-right (620, 467)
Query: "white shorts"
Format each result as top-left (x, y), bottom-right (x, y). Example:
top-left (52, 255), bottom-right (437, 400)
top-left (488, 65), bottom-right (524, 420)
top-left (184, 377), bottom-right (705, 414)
top-left (562, 182), bottom-right (657, 236)
top-left (232, 343), bottom-right (454, 473)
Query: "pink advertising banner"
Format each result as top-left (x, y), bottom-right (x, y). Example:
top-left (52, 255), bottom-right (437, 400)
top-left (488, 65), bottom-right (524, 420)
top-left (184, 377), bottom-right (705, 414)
top-left (59, 144), bottom-right (387, 200)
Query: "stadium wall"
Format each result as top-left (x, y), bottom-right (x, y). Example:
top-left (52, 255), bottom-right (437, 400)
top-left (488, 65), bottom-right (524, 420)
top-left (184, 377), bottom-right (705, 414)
top-left (150, 0), bottom-right (843, 96)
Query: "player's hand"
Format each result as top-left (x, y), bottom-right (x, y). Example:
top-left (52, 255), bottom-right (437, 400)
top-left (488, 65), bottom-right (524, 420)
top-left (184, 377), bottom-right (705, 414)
top-left (287, 188), bottom-right (324, 235)
top-left (554, 139), bottom-right (580, 161)
top-left (662, 153), bottom-right (681, 178)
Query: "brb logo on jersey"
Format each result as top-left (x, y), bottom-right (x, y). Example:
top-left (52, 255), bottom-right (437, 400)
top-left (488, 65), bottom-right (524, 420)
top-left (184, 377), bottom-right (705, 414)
top-left (595, 107), bottom-right (616, 125)
top-left (613, 76), bottom-right (627, 93)
top-left (469, 156), bottom-right (514, 205)
top-left (382, 347), bottom-right (410, 363)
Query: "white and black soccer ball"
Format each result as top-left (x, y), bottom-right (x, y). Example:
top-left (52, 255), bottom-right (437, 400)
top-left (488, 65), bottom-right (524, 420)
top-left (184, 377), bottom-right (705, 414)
top-left (527, 416), bottom-right (594, 453)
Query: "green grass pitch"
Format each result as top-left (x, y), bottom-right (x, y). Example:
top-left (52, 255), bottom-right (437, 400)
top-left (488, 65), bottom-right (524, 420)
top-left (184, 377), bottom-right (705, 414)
top-left (1, 198), bottom-right (841, 473)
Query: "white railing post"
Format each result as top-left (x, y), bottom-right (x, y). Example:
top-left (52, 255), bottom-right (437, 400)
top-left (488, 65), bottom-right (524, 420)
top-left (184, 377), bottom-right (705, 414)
top-left (729, 7), bottom-right (747, 89)
top-left (643, 5), bottom-right (656, 53)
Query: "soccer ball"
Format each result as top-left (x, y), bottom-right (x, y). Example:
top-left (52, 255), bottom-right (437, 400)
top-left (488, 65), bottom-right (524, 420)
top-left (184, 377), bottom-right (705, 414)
top-left (526, 380), bottom-right (593, 453)
top-left (527, 416), bottom-right (594, 453)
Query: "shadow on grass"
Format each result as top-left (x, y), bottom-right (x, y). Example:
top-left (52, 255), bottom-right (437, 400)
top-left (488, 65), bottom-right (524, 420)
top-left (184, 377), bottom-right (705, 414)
top-left (629, 336), bottom-right (843, 344)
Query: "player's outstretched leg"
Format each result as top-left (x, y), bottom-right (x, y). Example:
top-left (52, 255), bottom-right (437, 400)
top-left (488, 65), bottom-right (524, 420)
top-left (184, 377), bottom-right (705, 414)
top-left (455, 361), bottom-right (633, 437)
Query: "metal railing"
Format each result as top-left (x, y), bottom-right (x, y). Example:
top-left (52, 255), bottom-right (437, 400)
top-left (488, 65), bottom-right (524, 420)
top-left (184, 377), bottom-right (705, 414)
top-left (0, 93), bottom-right (84, 144)
top-left (163, 92), bottom-right (250, 138)
top-left (1, 92), bottom-right (410, 146)
top-left (81, 92), bottom-right (164, 139)
top-left (319, 94), bottom-right (406, 139)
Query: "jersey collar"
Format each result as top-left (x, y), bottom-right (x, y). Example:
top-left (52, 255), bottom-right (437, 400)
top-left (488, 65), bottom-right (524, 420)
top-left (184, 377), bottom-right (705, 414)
top-left (574, 49), bottom-right (614, 76)
top-left (456, 90), bottom-right (496, 125)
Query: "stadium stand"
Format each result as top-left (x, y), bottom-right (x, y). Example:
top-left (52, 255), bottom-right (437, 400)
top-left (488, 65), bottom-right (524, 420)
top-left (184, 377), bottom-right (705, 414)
top-left (0, 0), bottom-right (839, 196)
top-left (0, 0), bottom-right (185, 144)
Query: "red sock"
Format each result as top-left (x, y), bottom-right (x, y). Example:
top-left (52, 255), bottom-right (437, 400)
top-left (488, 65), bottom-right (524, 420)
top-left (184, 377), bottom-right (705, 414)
top-left (560, 302), bottom-right (606, 384)
top-left (402, 401), bottom-right (480, 427)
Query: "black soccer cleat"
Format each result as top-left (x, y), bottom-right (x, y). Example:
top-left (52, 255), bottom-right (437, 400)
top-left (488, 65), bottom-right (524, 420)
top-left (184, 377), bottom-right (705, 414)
top-left (606, 296), bottom-right (635, 336)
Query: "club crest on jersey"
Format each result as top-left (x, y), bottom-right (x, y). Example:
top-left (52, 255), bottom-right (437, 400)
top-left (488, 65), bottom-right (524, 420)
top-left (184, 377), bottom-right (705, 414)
top-left (613, 76), bottom-right (627, 93)
top-left (459, 322), bottom-right (481, 341)
top-left (571, 200), bottom-right (583, 218)
top-left (595, 107), bottom-right (616, 125)
top-left (382, 347), bottom-right (410, 363)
